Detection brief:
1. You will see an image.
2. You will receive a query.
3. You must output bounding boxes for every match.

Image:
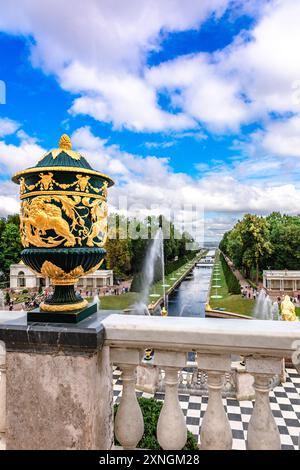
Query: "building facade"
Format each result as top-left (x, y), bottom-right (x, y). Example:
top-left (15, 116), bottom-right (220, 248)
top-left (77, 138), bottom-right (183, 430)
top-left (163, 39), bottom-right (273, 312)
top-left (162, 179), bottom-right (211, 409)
top-left (263, 270), bottom-right (300, 294)
top-left (10, 262), bottom-right (113, 291)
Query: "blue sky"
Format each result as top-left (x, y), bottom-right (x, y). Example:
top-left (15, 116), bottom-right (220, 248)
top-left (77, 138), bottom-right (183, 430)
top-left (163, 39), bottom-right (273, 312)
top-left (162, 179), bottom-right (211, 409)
top-left (1, 0), bottom-right (300, 241)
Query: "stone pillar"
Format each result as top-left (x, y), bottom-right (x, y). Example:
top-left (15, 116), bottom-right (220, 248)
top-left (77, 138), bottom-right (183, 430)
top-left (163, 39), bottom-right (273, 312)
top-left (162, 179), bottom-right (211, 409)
top-left (112, 348), bottom-right (144, 450)
top-left (0, 311), bottom-right (114, 450)
top-left (154, 351), bottom-right (187, 450)
top-left (197, 353), bottom-right (232, 450)
top-left (246, 356), bottom-right (282, 450)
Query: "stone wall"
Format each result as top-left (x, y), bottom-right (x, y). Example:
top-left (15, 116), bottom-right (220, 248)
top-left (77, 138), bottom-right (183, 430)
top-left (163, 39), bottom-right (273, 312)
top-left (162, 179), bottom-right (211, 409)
top-left (6, 346), bottom-right (113, 450)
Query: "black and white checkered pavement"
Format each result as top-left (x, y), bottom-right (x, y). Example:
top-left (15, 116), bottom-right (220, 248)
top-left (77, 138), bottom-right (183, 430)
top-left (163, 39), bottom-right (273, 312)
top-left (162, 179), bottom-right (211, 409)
top-left (113, 367), bottom-right (300, 450)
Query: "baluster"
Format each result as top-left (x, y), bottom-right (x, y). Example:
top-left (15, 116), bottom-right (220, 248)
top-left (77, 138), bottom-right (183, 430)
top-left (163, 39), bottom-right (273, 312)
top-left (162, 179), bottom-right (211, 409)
top-left (197, 353), bottom-right (232, 450)
top-left (154, 351), bottom-right (187, 450)
top-left (246, 357), bottom-right (282, 450)
top-left (111, 348), bottom-right (144, 450)
top-left (0, 342), bottom-right (6, 449)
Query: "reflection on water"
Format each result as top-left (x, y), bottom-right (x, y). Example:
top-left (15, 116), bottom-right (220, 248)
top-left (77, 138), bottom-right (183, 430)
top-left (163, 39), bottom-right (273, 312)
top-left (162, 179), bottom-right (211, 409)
top-left (167, 266), bottom-right (212, 317)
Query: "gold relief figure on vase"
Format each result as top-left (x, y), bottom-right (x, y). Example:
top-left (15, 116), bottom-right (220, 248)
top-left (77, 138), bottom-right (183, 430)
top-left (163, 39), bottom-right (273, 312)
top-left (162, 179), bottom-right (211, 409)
top-left (75, 174), bottom-right (90, 192)
top-left (39, 172), bottom-right (54, 190)
top-left (20, 195), bottom-right (79, 248)
top-left (20, 195), bottom-right (108, 249)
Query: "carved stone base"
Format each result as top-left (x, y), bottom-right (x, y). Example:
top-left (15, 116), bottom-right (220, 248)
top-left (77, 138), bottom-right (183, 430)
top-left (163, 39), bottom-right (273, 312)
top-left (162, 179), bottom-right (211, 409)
top-left (136, 364), bottom-right (160, 394)
top-left (27, 301), bottom-right (97, 324)
top-left (232, 362), bottom-right (255, 401)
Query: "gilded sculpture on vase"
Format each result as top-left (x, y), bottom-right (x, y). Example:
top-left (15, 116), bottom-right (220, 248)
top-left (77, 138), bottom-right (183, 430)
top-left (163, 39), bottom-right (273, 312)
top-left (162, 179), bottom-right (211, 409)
top-left (12, 133), bottom-right (114, 322)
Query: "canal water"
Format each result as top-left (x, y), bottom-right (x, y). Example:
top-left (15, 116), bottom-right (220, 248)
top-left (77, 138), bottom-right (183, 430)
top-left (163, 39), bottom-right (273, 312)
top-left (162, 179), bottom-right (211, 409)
top-left (167, 265), bottom-right (213, 318)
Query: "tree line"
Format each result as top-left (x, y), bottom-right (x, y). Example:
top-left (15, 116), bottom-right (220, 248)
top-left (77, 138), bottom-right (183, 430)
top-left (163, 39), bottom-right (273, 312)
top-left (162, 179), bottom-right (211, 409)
top-left (219, 212), bottom-right (300, 283)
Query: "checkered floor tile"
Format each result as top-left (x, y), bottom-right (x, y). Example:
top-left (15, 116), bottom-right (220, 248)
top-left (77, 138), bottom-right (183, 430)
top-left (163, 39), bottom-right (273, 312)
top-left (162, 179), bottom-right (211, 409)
top-left (113, 367), bottom-right (300, 450)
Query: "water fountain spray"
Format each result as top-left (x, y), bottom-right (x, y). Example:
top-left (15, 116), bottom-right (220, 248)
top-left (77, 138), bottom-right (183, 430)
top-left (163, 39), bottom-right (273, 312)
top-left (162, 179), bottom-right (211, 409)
top-left (133, 227), bottom-right (166, 315)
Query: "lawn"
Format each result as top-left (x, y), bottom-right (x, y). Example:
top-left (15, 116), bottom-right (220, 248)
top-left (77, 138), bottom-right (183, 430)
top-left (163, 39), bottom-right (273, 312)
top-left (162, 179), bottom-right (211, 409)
top-left (209, 254), bottom-right (255, 317)
top-left (99, 292), bottom-right (140, 310)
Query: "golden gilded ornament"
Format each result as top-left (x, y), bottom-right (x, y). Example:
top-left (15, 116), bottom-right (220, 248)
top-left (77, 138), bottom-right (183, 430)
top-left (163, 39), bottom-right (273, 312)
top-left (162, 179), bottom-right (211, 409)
top-left (39, 299), bottom-right (88, 312)
top-left (59, 134), bottom-right (72, 150)
top-left (13, 166), bottom-right (114, 186)
top-left (38, 134), bottom-right (81, 162)
top-left (39, 259), bottom-right (104, 286)
top-left (40, 261), bottom-right (85, 285)
top-left (20, 194), bottom-right (108, 248)
top-left (19, 172), bottom-right (108, 196)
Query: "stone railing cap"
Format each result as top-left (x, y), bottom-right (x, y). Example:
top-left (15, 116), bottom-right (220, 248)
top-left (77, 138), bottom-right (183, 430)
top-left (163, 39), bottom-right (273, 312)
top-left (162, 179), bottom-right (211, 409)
top-left (103, 314), bottom-right (300, 357)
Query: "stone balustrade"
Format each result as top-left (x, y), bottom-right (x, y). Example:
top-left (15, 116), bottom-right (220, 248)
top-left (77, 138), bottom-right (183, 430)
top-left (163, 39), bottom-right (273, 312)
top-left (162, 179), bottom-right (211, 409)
top-left (103, 314), bottom-right (300, 450)
top-left (0, 312), bottom-right (299, 450)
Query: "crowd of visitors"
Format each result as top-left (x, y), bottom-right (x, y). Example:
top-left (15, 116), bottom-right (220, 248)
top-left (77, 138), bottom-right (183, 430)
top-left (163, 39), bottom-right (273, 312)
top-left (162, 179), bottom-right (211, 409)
top-left (241, 285), bottom-right (258, 300)
top-left (2, 279), bottom-right (132, 311)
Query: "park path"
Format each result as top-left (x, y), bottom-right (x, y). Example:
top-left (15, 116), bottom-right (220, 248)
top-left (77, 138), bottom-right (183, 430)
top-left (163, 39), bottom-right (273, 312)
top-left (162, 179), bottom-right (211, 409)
top-left (222, 253), bottom-right (249, 289)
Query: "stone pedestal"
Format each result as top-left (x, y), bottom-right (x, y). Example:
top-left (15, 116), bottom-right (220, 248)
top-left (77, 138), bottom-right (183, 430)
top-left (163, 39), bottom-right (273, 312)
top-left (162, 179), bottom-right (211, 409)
top-left (0, 310), bottom-right (120, 450)
top-left (136, 364), bottom-right (160, 394)
top-left (232, 362), bottom-right (255, 401)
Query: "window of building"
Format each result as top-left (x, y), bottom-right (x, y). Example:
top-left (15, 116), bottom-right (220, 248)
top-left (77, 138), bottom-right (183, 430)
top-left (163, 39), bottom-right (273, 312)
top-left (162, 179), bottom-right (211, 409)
top-left (17, 271), bottom-right (25, 288)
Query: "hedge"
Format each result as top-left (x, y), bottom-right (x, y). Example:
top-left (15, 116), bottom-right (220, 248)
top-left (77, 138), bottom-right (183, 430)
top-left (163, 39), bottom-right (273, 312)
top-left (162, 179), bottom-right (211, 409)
top-left (220, 253), bottom-right (241, 294)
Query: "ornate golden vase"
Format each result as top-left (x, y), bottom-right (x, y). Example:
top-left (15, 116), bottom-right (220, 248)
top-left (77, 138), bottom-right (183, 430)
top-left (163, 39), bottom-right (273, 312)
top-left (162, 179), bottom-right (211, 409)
top-left (12, 134), bottom-right (114, 322)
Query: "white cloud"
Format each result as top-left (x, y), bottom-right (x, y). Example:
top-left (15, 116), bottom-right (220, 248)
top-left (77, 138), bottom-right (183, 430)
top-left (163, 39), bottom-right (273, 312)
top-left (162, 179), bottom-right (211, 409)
top-left (0, 0), bottom-right (234, 132)
top-left (0, 134), bottom-right (44, 175)
top-left (69, 77), bottom-right (195, 131)
top-left (1, 0), bottom-right (300, 135)
top-left (262, 115), bottom-right (300, 158)
top-left (147, 54), bottom-right (250, 132)
top-left (0, 118), bottom-right (19, 137)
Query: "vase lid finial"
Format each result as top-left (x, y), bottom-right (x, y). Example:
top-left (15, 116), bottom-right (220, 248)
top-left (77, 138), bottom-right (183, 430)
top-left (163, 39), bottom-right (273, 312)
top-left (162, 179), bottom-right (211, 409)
top-left (59, 134), bottom-right (72, 150)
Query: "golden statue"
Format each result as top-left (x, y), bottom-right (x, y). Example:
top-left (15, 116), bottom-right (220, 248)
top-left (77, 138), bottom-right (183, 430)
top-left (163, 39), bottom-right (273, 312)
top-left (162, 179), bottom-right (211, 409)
top-left (161, 306), bottom-right (168, 316)
top-left (281, 295), bottom-right (298, 321)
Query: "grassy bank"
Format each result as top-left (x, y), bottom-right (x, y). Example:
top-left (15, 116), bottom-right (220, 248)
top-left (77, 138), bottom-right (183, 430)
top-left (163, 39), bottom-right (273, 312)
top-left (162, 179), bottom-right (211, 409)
top-left (209, 253), bottom-right (255, 316)
top-left (99, 292), bottom-right (140, 310)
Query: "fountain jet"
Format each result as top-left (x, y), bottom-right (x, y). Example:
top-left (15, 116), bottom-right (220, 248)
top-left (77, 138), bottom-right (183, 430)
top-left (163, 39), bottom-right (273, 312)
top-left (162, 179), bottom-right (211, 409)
top-left (133, 228), bottom-right (166, 315)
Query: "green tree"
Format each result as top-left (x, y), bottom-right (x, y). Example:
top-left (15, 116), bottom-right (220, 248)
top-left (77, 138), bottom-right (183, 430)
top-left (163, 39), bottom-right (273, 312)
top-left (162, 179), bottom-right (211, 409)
top-left (106, 237), bottom-right (131, 279)
top-left (238, 215), bottom-right (272, 282)
top-left (219, 214), bottom-right (272, 282)
top-left (265, 212), bottom-right (300, 269)
top-left (7, 214), bottom-right (20, 226)
top-left (0, 223), bottom-right (22, 277)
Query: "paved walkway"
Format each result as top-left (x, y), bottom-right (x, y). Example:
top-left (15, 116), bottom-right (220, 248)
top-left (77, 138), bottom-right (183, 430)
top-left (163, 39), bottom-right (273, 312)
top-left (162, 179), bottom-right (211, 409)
top-left (222, 253), bottom-right (248, 288)
top-left (113, 367), bottom-right (300, 450)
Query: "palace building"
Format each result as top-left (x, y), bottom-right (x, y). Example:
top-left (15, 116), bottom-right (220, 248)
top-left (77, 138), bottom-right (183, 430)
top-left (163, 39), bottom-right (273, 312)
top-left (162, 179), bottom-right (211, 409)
top-left (263, 269), bottom-right (300, 294)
